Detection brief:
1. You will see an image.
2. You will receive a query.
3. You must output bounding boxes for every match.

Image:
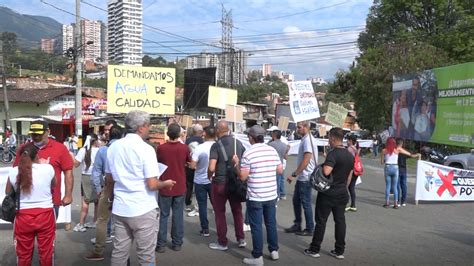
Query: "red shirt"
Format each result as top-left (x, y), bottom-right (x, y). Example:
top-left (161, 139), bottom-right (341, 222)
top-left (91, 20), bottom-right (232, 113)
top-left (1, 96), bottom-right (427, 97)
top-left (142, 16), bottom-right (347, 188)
top-left (156, 141), bottom-right (190, 197)
top-left (14, 139), bottom-right (74, 205)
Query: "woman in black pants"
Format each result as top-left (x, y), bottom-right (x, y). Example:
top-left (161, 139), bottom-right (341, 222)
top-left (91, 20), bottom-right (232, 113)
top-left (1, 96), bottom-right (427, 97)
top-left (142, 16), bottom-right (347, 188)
top-left (346, 135), bottom-right (360, 212)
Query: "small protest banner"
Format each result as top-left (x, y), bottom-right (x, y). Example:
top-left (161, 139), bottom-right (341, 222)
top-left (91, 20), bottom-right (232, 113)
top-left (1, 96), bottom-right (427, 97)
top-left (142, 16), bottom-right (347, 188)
top-left (225, 104), bottom-right (244, 123)
top-left (415, 160), bottom-right (474, 202)
top-left (288, 81), bottom-right (320, 122)
top-left (181, 115), bottom-right (193, 129)
top-left (326, 102), bottom-right (349, 128)
top-left (278, 116), bottom-right (289, 130)
top-left (208, 86), bottom-right (238, 110)
top-left (107, 65), bottom-right (176, 114)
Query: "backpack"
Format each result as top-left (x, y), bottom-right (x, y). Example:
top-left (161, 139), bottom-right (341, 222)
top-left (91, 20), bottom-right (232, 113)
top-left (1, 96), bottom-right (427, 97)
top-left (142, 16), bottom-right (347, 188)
top-left (217, 140), bottom-right (247, 202)
top-left (309, 165), bottom-right (333, 192)
top-left (353, 154), bottom-right (364, 176)
top-left (1, 186), bottom-right (20, 223)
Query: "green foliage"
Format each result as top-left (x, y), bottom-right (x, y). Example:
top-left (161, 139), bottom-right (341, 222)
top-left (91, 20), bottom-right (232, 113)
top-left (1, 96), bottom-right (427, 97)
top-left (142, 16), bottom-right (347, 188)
top-left (237, 76), bottom-right (289, 103)
top-left (84, 78), bottom-right (107, 89)
top-left (339, 0), bottom-right (473, 132)
top-left (142, 55), bottom-right (185, 87)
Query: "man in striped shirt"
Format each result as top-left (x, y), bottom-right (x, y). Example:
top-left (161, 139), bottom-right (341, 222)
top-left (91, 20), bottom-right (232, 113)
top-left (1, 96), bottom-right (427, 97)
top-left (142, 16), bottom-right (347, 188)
top-left (233, 125), bottom-right (283, 265)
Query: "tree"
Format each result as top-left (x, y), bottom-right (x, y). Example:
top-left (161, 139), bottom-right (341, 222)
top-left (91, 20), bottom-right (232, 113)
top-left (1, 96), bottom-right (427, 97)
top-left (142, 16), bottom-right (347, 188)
top-left (348, 0), bottom-right (473, 132)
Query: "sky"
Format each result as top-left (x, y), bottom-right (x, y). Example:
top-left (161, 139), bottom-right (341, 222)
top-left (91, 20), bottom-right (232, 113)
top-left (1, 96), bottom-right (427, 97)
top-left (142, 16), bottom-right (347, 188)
top-left (0, 0), bottom-right (373, 81)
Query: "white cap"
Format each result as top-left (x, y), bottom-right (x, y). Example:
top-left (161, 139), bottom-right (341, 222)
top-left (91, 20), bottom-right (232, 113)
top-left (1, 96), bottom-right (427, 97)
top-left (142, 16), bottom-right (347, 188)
top-left (267, 126), bottom-right (280, 132)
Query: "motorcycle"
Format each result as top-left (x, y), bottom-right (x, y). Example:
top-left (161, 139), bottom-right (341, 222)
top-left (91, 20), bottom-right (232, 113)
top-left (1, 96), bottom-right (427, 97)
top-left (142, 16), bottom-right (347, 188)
top-left (0, 144), bottom-right (16, 163)
top-left (420, 146), bottom-right (448, 165)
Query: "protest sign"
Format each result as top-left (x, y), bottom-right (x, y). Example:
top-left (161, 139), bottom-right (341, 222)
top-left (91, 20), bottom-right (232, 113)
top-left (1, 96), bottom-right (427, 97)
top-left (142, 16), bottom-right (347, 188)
top-left (415, 160), bottom-right (474, 202)
top-left (288, 81), bottom-right (320, 122)
top-left (278, 116), bottom-right (289, 130)
top-left (326, 102), bottom-right (348, 128)
top-left (181, 115), bottom-right (193, 129)
top-left (107, 65), bottom-right (176, 114)
top-left (225, 104), bottom-right (244, 122)
top-left (208, 86), bottom-right (238, 110)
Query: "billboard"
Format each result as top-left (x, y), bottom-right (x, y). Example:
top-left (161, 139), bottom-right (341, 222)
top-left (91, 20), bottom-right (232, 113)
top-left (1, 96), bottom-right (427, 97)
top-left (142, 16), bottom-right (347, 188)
top-left (392, 62), bottom-right (474, 148)
top-left (107, 65), bottom-right (176, 114)
top-left (183, 67), bottom-right (216, 110)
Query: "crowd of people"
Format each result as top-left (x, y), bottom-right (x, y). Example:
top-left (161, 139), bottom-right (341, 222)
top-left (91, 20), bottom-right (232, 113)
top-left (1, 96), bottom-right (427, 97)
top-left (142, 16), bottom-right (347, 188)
top-left (3, 110), bottom-right (423, 265)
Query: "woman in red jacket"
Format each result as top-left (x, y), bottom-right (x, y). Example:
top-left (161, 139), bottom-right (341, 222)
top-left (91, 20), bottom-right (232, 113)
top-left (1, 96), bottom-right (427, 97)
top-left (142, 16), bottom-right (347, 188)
top-left (5, 143), bottom-right (56, 266)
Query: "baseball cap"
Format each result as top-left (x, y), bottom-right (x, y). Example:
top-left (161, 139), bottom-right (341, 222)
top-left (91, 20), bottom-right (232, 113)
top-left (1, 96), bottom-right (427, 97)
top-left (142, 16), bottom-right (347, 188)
top-left (247, 125), bottom-right (266, 139)
top-left (267, 125), bottom-right (280, 132)
top-left (29, 120), bottom-right (49, 135)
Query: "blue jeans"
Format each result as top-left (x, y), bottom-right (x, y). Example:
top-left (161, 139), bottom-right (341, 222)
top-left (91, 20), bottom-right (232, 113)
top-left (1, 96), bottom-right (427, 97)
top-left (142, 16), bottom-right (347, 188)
top-left (157, 194), bottom-right (185, 247)
top-left (195, 183), bottom-right (212, 230)
top-left (398, 167), bottom-right (407, 203)
top-left (247, 199), bottom-right (279, 258)
top-left (276, 173), bottom-right (286, 198)
top-left (292, 180), bottom-right (314, 232)
top-left (384, 165), bottom-right (399, 204)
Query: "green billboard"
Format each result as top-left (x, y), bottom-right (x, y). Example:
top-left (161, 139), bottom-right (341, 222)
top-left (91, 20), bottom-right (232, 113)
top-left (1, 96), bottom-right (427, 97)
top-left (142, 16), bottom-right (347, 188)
top-left (392, 62), bottom-right (474, 148)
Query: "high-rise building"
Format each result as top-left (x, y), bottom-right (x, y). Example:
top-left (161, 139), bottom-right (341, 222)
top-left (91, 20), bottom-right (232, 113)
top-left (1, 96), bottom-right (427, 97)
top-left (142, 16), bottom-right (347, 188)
top-left (81, 20), bottom-right (104, 62)
top-left (108, 0), bottom-right (143, 65)
top-left (62, 24), bottom-right (74, 55)
top-left (186, 49), bottom-right (247, 86)
top-left (262, 64), bottom-right (272, 77)
top-left (100, 23), bottom-right (108, 63)
top-left (41, 38), bottom-right (57, 54)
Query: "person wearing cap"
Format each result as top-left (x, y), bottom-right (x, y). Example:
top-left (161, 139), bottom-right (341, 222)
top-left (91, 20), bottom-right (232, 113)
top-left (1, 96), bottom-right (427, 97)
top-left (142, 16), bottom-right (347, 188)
top-left (232, 125), bottom-right (283, 265)
top-left (285, 120), bottom-right (317, 236)
top-left (184, 124), bottom-right (204, 216)
top-left (267, 126), bottom-right (290, 200)
top-left (13, 120), bottom-right (74, 218)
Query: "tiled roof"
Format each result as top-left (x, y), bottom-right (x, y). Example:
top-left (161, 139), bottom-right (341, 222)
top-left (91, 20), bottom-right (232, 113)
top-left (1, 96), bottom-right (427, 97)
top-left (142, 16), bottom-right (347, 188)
top-left (0, 88), bottom-right (75, 104)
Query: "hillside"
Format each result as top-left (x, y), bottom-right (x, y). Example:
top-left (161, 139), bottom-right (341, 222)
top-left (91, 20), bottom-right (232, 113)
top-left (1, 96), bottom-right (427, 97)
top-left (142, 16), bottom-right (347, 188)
top-left (0, 6), bottom-right (62, 48)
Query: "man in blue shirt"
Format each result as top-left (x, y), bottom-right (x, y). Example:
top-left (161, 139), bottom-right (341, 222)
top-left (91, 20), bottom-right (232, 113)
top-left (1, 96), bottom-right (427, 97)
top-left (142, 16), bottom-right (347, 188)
top-left (84, 124), bottom-right (122, 261)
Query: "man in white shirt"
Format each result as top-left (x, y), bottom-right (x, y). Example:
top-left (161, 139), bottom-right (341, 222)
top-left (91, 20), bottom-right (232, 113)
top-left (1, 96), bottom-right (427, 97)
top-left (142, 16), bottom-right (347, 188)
top-left (233, 125), bottom-right (283, 265)
top-left (190, 126), bottom-right (216, 237)
top-left (105, 110), bottom-right (175, 266)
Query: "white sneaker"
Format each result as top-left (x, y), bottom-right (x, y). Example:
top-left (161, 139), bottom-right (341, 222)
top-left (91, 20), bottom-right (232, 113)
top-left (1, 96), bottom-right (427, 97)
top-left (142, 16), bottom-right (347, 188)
top-left (90, 236), bottom-right (113, 244)
top-left (238, 239), bottom-right (247, 248)
top-left (243, 256), bottom-right (263, 265)
top-left (187, 209), bottom-right (199, 217)
top-left (84, 222), bottom-right (96, 228)
top-left (270, 250), bottom-right (279, 260)
top-left (209, 242), bottom-right (228, 251)
top-left (73, 224), bottom-right (86, 232)
top-left (243, 224), bottom-right (251, 232)
top-left (185, 205), bottom-right (193, 212)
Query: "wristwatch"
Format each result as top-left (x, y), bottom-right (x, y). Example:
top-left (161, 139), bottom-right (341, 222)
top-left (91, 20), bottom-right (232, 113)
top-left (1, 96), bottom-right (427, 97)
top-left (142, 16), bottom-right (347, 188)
top-left (291, 171), bottom-right (297, 177)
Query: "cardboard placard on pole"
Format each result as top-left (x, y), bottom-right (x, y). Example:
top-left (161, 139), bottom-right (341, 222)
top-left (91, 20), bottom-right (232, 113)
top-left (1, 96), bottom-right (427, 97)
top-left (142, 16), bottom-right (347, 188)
top-left (319, 127), bottom-right (327, 137)
top-left (225, 104), bottom-right (244, 123)
top-left (278, 116), bottom-right (289, 131)
top-left (181, 115), bottom-right (193, 129)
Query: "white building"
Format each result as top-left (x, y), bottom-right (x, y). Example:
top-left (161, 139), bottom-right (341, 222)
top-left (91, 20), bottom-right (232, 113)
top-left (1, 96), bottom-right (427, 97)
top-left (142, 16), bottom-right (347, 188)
top-left (62, 24), bottom-right (74, 55)
top-left (262, 63), bottom-right (272, 77)
top-left (108, 0), bottom-right (143, 65)
top-left (310, 77), bottom-right (327, 85)
top-left (186, 50), bottom-right (247, 86)
top-left (81, 20), bottom-right (104, 62)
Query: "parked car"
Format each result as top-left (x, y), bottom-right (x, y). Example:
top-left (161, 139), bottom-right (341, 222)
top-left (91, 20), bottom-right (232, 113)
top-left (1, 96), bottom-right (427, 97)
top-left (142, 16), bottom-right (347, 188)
top-left (444, 149), bottom-right (474, 170)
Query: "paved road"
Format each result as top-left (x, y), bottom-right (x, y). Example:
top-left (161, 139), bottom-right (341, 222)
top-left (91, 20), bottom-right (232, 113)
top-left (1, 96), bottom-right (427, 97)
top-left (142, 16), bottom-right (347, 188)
top-left (1, 155), bottom-right (473, 265)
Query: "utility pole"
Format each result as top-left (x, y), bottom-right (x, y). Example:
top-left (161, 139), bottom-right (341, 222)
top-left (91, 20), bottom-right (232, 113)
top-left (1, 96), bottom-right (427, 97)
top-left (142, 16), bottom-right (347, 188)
top-left (0, 40), bottom-right (11, 130)
top-left (75, 0), bottom-right (82, 137)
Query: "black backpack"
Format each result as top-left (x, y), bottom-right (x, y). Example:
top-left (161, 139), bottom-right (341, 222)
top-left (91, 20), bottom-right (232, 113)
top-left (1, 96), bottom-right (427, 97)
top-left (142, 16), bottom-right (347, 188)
top-left (1, 186), bottom-right (20, 223)
top-left (217, 140), bottom-right (247, 202)
top-left (309, 165), bottom-right (333, 192)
